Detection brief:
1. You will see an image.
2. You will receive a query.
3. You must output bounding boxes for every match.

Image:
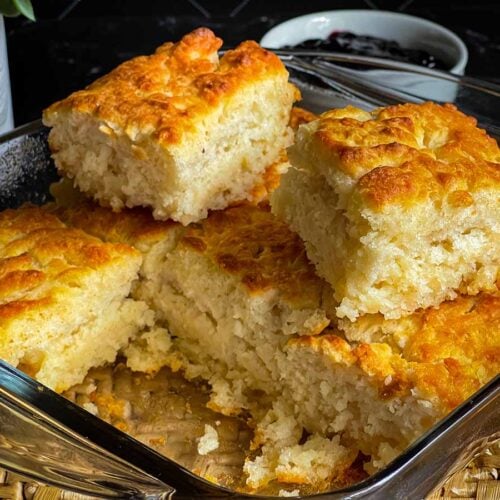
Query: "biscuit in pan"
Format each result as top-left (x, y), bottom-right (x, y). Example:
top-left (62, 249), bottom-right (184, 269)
top-left (0, 205), bottom-right (160, 392)
top-left (48, 102), bottom-right (498, 489)
top-left (43, 28), bottom-right (297, 224)
top-left (246, 292), bottom-right (500, 488)
top-left (52, 197), bottom-right (331, 413)
top-left (52, 197), bottom-right (339, 488)
top-left (271, 102), bottom-right (500, 320)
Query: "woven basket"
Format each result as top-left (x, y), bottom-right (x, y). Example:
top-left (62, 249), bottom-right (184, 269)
top-left (0, 364), bottom-right (498, 499)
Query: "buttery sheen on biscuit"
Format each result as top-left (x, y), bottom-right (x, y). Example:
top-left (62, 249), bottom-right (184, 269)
top-left (43, 28), bottom-right (297, 224)
top-left (271, 103), bottom-right (500, 320)
top-left (0, 206), bottom-right (155, 392)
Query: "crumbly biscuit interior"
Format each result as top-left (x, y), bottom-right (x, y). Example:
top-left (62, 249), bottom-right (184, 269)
top-left (271, 155), bottom-right (499, 320)
top-left (48, 74), bottom-right (294, 225)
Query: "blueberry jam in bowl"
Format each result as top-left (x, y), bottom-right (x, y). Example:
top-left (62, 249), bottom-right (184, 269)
top-left (287, 31), bottom-right (448, 70)
top-left (261, 10), bottom-right (467, 74)
top-left (261, 10), bottom-right (468, 103)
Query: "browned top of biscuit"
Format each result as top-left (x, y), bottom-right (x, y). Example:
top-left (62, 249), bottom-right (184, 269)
top-left (298, 102), bottom-right (500, 210)
top-left (0, 205), bottom-right (140, 324)
top-left (356, 156), bottom-right (500, 208)
top-left (43, 28), bottom-right (292, 146)
top-left (288, 292), bottom-right (499, 412)
top-left (402, 292), bottom-right (500, 370)
top-left (52, 199), bottom-right (177, 251)
top-left (179, 205), bottom-right (327, 308)
top-left (54, 186), bottom-right (327, 311)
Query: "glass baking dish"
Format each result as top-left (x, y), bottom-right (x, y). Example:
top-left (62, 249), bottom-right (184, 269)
top-left (0, 70), bottom-right (498, 499)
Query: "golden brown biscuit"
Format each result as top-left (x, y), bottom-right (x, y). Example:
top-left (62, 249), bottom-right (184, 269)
top-left (245, 291), bottom-right (499, 488)
top-left (43, 28), bottom-right (298, 224)
top-left (51, 191), bottom-right (499, 490)
top-left (271, 102), bottom-right (500, 320)
top-left (53, 196), bottom-right (340, 488)
top-left (0, 205), bottom-right (156, 392)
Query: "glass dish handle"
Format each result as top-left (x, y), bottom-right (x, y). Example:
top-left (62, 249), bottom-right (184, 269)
top-left (0, 375), bottom-right (174, 498)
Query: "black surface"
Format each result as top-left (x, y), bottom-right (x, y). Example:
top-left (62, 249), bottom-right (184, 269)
top-left (4, 0), bottom-right (500, 125)
top-left (0, 122), bottom-right (56, 209)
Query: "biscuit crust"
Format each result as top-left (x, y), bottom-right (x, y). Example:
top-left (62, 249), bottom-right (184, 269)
top-left (314, 102), bottom-right (499, 180)
top-left (299, 103), bottom-right (500, 211)
top-left (0, 205), bottom-right (147, 391)
top-left (179, 204), bottom-right (326, 309)
top-left (54, 194), bottom-right (327, 312)
top-left (0, 206), bottom-right (140, 319)
top-left (44, 28), bottom-right (289, 147)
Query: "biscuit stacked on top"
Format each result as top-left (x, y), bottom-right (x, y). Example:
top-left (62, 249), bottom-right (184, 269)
top-left (43, 27), bottom-right (297, 225)
top-left (271, 103), bottom-right (499, 320)
top-left (2, 27), bottom-right (498, 494)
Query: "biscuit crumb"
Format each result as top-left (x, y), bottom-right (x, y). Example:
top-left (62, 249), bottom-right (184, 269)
top-left (82, 402), bottom-right (98, 416)
top-left (279, 489), bottom-right (300, 497)
top-left (197, 424), bottom-right (219, 455)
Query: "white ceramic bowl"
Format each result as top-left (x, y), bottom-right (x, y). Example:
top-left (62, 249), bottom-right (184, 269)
top-left (261, 10), bottom-right (468, 74)
top-left (261, 10), bottom-right (468, 103)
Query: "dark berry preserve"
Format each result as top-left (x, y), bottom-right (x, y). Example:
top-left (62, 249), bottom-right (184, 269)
top-left (285, 31), bottom-right (447, 70)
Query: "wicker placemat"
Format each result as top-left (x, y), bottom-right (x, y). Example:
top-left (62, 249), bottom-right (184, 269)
top-left (1, 447), bottom-right (498, 499)
top-left (0, 364), bottom-right (498, 499)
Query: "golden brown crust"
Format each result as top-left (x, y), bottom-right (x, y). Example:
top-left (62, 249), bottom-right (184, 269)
top-left (0, 205), bottom-right (140, 324)
top-left (179, 205), bottom-right (326, 307)
top-left (288, 292), bottom-right (499, 412)
top-left (310, 102), bottom-right (500, 209)
top-left (289, 106), bottom-right (318, 131)
top-left (377, 102), bottom-right (500, 163)
top-left (55, 195), bottom-right (326, 310)
top-left (357, 156), bottom-right (500, 208)
top-left (51, 199), bottom-right (177, 249)
top-left (402, 293), bottom-right (500, 373)
top-left (43, 28), bottom-right (291, 146)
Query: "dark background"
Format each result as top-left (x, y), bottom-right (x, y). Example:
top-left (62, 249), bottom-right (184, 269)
top-left (5, 0), bottom-right (499, 125)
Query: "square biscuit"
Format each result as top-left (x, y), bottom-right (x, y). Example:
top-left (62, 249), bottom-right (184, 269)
top-left (271, 102), bottom-right (500, 320)
top-left (43, 28), bottom-right (297, 224)
top-left (0, 205), bottom-right (155, 392)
